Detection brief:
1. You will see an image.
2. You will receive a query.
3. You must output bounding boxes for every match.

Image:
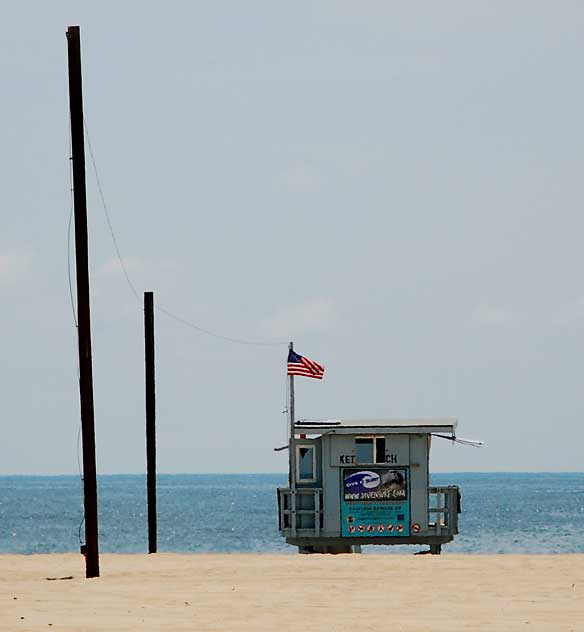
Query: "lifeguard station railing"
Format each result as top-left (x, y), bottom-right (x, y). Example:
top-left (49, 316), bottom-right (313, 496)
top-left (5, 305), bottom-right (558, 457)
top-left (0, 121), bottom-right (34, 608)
top-left (428, 485), bottom-right (460, 536)
top-left (277, 488), bottom-right (323, 538)
top-left (277, 485), bottom-right (459, 538)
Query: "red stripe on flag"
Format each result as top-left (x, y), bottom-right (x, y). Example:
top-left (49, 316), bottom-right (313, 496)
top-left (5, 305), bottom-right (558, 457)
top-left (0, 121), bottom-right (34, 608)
top-left (287, 358), bottom-right (324, 379)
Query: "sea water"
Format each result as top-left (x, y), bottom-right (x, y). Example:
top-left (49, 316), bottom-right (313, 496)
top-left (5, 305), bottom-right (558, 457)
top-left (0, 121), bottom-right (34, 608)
top-left (1, 473), bottom-right (584, 554)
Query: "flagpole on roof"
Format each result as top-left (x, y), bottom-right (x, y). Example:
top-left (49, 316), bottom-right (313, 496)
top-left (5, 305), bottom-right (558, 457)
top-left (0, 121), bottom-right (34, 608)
top-left (288, 341), bottom-right (296, 489)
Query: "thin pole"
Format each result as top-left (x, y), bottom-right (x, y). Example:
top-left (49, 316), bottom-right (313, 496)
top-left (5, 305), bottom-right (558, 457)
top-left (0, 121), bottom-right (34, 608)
top-left (288, 341), bottom-right (295, 488)
top-left (66, 24), bottom-right (100, 579)
top-left (144, 292), bottom-right (157, 553)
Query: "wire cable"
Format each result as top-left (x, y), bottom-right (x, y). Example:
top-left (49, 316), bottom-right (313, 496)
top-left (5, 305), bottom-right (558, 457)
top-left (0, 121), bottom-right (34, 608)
top-left (155, 304), bottom-right (286, 347)
top-left (78, 512), bottom-right (85, 546)
top-left (67, 208), bottom-right (78, 327)
top-left (84, 121), bottom-right (140, 302)
top-left (76, 423), bottom-right (85, 545)
top-left (83, 119), bottom-right (287, 348)
top-left (67, 125), bottom-right (86, 546)
top-left (67, 135), bottom-right (78, 328)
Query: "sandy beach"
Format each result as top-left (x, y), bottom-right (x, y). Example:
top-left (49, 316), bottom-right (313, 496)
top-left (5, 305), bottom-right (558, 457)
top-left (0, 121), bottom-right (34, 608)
top-left (2, 553), bottom-right (583, 631)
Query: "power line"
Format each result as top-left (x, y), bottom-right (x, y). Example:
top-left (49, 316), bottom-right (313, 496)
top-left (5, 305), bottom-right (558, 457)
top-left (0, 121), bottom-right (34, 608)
top-left (67, 127), bottom-right (86, 546)
top-left (155, 304), bottom-right (285, 347)
top-left (82, 119), bottom-right (287, 348)
top-left (67, 134), bottom-right (78, 328)
top-left (84, 120), bottom-right (140, 302)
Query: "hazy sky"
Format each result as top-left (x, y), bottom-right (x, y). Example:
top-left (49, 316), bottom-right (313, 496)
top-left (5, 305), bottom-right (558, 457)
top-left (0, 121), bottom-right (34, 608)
top-left (2, 1), bottom-right (584, 474)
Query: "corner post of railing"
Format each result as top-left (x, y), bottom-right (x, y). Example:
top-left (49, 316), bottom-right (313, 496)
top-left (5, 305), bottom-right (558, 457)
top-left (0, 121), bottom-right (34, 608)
top-left (314, 489), bottom-right (321, 536)
top-left (291, 489), bottom-right (297, 537)
top-left (451, 487), bottom-right (459, 534)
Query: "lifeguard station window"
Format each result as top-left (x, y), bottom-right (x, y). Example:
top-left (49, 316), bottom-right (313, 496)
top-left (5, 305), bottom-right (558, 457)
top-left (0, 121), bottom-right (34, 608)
top-left (355, 437), bottom-right (386, 464)
top-left (296, 446), bottom-right (316, 482)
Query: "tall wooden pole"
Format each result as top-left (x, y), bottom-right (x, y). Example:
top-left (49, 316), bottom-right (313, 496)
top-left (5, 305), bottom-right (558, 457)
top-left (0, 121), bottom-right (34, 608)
top-left (66, 25), bottom-right (100, 578)
top-left (144, 292), bottom-right (157, 553)
top-left (288, 341), bottom-right (295, 488)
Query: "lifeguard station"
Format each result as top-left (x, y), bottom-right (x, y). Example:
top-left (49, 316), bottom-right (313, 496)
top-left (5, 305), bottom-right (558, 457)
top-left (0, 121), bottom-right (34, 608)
top-left (277, 417), bottom-right (461, 554)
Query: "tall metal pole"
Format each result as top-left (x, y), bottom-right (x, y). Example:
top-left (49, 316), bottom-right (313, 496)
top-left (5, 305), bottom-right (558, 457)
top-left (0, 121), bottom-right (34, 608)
top-left (288, 341), bottom-right (296, 488)
top-left (144, 292), bottom-right (157, 553)
top-left (66, 25), bottom-right (100, 578)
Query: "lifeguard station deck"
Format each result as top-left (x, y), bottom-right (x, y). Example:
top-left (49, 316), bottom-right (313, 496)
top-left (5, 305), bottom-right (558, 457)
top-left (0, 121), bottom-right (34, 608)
top-left (277, 418), bottom-right (460, 553)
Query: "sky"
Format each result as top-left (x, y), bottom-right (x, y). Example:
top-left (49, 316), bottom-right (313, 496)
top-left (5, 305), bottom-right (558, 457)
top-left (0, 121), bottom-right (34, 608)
top-left (2, 1), bottom-right (584, 474)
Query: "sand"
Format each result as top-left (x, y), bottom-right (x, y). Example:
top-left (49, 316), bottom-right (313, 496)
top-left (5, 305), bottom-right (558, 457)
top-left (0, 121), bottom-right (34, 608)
top-left (1, 553), bottom-right (583, 631)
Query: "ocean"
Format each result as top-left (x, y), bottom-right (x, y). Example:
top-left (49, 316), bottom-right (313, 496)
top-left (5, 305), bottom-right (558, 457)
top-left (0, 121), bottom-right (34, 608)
top-left (1, 473), bottom-right (584, 554)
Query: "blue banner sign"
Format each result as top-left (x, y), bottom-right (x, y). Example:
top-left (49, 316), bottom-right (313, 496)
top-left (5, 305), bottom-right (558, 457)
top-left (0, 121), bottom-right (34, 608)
top-left (340, 468), bottom-right (410, 537)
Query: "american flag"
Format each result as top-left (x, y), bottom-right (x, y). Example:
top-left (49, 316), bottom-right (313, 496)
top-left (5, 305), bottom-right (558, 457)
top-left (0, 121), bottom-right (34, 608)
top-left (287, 349), bottom-right (325, 379)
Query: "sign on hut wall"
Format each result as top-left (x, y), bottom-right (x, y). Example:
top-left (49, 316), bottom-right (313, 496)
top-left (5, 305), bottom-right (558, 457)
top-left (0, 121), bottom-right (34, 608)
top-left (340, 468), bottom-right (411, 537)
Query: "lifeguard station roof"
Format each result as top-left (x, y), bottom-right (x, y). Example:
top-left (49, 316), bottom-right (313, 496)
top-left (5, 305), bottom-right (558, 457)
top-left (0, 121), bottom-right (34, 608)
top-left (294, 418), bottom-right (457, 435)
